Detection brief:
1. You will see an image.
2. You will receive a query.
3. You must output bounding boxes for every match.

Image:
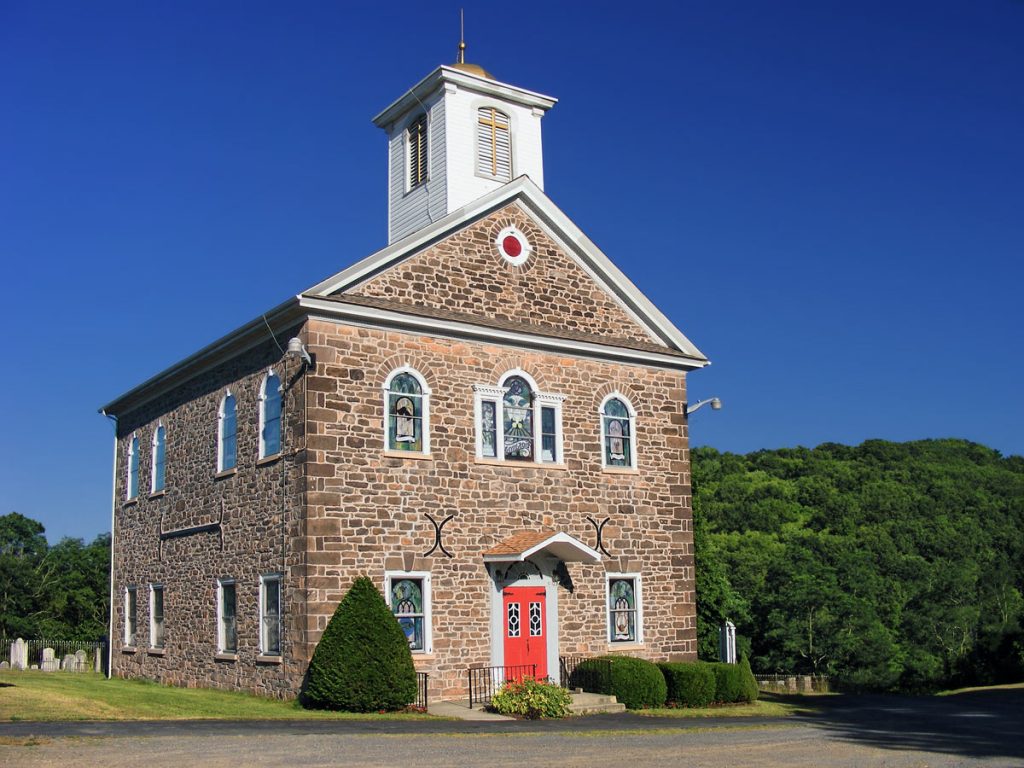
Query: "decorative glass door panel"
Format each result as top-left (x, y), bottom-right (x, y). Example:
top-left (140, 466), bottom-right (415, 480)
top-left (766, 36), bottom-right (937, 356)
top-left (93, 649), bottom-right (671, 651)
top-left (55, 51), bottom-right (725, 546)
top-left (502, 587), bottom-right (547, 680)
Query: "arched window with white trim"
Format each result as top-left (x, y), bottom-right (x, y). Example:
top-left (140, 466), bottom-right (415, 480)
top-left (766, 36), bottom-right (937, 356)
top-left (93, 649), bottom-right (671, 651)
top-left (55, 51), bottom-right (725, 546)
top-left (474, 370), bottom-right (563, 465)
top-left (151, 424), bottom-right (166, 493)
top-left (218, 391), bottom-right (237, 472)
top-left (259, 370), bottom-right (282, 459)
top-left (126, 434), bottom-right (139, 500)
top-left (383, 368), bottom-right (430, 454)
top-left (600, 395), bottom-right (636, 469)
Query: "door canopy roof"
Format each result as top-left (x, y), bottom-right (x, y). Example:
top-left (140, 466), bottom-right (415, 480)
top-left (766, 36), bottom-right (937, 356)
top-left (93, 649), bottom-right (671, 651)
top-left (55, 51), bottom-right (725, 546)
top-left (483, 529), bottom-right (600, 564)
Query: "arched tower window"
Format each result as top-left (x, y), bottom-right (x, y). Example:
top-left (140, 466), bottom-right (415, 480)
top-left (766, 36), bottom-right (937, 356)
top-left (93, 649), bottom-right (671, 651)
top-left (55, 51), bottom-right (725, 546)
top-left (259, 370), bottom-right (282, 459)
top-left (477, 107), bottom-right (511, 181)
top-left (407, 114), bottom-right (428, 189)
top-left (218, 391), bottom-right (237, 472)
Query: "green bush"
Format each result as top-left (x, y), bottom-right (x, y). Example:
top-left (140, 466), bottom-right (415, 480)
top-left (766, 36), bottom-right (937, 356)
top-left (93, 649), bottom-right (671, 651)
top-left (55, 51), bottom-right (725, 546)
top-left (658, 661), bottom-right (716, 707)
top-left (708, 656), bottom-right (758, 703)
top-left (576, 656), bottom-right (666, 709)
top-left (738, 654), bottom-right (759, 702)
top-left (301, 576), bottom-right (417, 711)
top-left (491, 678), bottom-right (572, 719)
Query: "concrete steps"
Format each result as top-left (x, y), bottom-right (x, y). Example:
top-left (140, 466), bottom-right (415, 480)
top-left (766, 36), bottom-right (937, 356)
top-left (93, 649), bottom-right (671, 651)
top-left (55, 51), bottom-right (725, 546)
top-left (568, 691), bottom-right (626, 715)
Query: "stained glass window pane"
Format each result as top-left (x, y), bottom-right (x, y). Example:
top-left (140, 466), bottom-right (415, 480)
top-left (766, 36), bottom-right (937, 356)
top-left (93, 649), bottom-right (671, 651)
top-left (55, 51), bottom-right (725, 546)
top-left (503, 377), bottom-right (533, 461)
top-left (391, 578), bottom-right (424, 651)
top-left (609, 579), bottom-right (637, 642)
top-left (604, 398), bottom-right (629, 418)
top-left (389, 392), bottom-right (422, 452)
top-left (263, 374), bottom-right (282, 457)
top-left (481, 401), bottom-right (497, 458)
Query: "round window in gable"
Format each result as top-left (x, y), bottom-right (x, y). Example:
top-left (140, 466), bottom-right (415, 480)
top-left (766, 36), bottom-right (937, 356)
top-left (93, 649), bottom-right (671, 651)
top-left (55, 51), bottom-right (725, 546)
top-left (495, 226), bottom-right (532, 266)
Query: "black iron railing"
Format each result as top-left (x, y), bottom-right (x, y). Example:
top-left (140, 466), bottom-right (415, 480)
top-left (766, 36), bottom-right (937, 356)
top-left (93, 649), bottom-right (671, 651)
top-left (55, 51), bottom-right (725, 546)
top-left (559, 655), bottom-right (612, 693)
top-left (467, 664), bottom-right (537, 709)
top-left (415, 672), bottom-right (429, 709)
top-left (0, 637), bottom-right (107, 672)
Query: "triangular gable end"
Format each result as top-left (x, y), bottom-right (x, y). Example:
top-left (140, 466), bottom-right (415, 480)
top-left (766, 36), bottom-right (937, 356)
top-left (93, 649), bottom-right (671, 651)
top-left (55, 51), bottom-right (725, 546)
top-left (306, 178), bottom-right (709, 366)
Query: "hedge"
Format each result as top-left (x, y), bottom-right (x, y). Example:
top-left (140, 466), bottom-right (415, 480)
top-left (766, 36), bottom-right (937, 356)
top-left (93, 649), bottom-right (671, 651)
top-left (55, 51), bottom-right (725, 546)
top-left (708, 655), bottom-right (758, 704)
top-left (575, 655), bottom-right (666, 709)
top-left (658, 661), bottom-right (716, 707)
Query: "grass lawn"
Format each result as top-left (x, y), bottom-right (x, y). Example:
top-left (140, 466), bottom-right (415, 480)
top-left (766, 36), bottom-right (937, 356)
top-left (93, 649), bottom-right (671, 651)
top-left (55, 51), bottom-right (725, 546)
top-left (936, 681), bottom-right (1024, 697)
top-left (637, 695), bottom-right (815, 718)
top-left (0, 671), bottom-right (440, 721)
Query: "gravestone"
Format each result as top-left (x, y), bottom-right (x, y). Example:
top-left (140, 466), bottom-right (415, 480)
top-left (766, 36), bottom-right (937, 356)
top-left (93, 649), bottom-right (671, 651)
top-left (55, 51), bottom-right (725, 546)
top-left (0, 661), bottom-right (9, 669)
top-left (10, 638), bottom-right (28, 670)
top-left (718, 621), bottom-right (737, 664)
top-left (94, 649), bottom-right (103, 673)
top-left (41, 647), bottom-right (59, 672)
top-left (30, 664), bottom-right (38, 670)
top-left (62, 653), bottom-right (76, 671)
top-left (800, 675), bottom-right (812, 692)
top-left (74, 649), bottom-right (88, 672)
top-left (786, 676), bottom-right (797, 693)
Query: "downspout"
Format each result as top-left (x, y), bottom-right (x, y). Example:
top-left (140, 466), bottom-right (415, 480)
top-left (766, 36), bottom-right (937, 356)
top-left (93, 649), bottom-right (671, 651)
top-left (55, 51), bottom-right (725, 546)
top-left (102, 410), bottom-right (118, 679)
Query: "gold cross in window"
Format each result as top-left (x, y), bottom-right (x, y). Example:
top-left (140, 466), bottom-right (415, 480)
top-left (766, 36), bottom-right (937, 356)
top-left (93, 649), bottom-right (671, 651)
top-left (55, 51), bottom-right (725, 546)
top-left (478, 107), bottom-right (500, 176)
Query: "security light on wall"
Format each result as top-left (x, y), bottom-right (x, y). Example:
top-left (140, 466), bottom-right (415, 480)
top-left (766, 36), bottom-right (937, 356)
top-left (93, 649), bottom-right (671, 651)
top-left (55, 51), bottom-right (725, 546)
top-left (286, 337), bottom-right (313, 366)
top-left (686, 397), bottom-right (722, 415)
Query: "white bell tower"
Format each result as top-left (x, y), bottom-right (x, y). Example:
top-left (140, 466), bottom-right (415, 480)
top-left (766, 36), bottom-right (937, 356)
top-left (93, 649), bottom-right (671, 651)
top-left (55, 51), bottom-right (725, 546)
top-left (373, 46), bottom-right (557, 244)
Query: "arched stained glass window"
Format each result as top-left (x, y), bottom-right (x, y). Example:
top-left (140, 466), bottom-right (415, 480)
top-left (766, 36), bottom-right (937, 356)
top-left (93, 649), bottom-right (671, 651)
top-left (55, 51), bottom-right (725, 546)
top-left (609, 578), bottom-right (637, 642)
top-left (151, 425), bottom-right (166, 493)
top-left (502, 376), bottom-right (534, 461)
top-left (388, 373), bottom-right (423, 452)
top-left (602, 397), bottom-right (635, 468)
top-left (390, 578), bottom-right (424, 651)
top-left (260, 371), bottom-right (282, 458)
top-left (218, 392), bottom-right (237, 472)
top-left (127, 435), bottom-right (139, 500)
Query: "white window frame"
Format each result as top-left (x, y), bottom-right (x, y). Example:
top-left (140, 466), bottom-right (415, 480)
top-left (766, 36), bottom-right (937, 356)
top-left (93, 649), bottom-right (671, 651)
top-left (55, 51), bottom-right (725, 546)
top-left (605, 573), bottom-right (643, 644)
top-left (473, 370), bottom-right (564, 465)
top-left (124, 586), bottom-right (137, 647)
top-left (382, 367), bottom-right (431, 455)
top-left (126, 433), bottom-right (139, 500)
top-left (217, 579), bottom-right (237, 654)
top-left (258, 368), bottom-right (282, 460)
top-left (149, 584), bottom-right (165, 649)
top-left (384, 571), bottom-right (432, 654)
top-left (259, 573), bottom-right (283, 656)
top-left (150, 423), bottom-right (166, 493)
top-left (217, 389), bottom-right (237, 472)
top-left (599, 393), bottom-right (638, 470)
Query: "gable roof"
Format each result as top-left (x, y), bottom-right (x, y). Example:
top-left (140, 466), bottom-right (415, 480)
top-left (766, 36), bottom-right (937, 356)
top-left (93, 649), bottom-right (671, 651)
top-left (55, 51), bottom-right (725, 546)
top-left (101, 177), bottom-right (707, 417)
top-left (307, 176), bottom-right (709, 365)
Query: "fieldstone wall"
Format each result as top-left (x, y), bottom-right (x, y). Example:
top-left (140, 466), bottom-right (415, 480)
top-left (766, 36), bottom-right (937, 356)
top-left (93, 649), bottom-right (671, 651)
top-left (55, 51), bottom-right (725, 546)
top-left (111, 333), bottom-right (310, 698)
top-left (303, 318), bottom-right (696, 700)
top-left (348, 202), bottom-right (660, 348)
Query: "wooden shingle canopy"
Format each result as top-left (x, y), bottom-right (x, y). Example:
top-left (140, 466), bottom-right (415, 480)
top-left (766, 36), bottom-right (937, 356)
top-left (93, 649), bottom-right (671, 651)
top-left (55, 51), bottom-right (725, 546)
top-left (483, 530), bottom-right (601, 564)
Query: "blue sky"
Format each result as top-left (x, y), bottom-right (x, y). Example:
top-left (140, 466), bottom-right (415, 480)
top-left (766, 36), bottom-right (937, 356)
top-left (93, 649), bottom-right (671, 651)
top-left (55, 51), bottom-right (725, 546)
top-left (2, 1), bottom-right (1022, 542)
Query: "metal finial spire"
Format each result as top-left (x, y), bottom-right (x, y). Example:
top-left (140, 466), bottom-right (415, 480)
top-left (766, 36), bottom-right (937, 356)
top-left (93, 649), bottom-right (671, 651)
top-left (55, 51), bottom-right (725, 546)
top-left (457, 9), bottom-right (466, 64)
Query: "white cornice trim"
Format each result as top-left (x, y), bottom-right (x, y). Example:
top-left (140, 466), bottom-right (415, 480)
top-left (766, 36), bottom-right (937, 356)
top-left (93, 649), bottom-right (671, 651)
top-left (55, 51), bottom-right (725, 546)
top-left (483, 531), bottom-right (601, 564)
top-left (373, 66), bottom-right (557, 128)
top-left (299, 296), bottom-right (707, 370)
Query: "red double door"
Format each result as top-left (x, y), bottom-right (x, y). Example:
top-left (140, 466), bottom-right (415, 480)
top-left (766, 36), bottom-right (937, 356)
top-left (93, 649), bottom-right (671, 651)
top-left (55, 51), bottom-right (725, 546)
top-left (502, 587), bottom-right (547, 680)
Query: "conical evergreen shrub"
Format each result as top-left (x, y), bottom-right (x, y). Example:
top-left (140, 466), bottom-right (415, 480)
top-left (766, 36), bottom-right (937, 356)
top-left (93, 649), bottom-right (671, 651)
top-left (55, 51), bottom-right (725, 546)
top-left (301, 575), bottom-right (417, 711)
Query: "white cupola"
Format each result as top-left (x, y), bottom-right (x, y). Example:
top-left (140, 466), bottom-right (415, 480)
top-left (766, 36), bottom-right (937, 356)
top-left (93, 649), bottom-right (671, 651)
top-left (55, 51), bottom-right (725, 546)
top-left (372, 49), bottom-right (557, 244)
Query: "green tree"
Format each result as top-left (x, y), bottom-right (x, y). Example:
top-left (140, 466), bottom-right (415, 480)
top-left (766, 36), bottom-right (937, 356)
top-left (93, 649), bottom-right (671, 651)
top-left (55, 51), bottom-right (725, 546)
top-left (302, 576), bottom-right (417, 711)
top-left (0, 512), bottom-right (48, 637)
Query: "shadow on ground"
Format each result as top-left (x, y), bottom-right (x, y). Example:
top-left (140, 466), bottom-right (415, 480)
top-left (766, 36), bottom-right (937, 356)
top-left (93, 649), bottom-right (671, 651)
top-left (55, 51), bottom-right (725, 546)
top-left (789, 687), bottom-right (1024, 761)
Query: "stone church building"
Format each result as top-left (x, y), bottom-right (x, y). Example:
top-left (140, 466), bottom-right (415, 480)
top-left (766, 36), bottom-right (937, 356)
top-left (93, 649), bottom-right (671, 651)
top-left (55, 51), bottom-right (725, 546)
top-left (102, 54), bottom-right (710, 701)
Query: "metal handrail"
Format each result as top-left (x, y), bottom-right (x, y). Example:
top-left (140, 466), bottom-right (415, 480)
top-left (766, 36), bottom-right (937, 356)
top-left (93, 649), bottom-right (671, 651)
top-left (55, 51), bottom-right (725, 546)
top-left (467, 664), bottom-right (537, 709)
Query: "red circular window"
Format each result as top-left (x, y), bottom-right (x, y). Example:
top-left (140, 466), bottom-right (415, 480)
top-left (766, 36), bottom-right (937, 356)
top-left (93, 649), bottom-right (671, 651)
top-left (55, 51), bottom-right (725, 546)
top-left (501, 235), bottom-right (522, 259)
